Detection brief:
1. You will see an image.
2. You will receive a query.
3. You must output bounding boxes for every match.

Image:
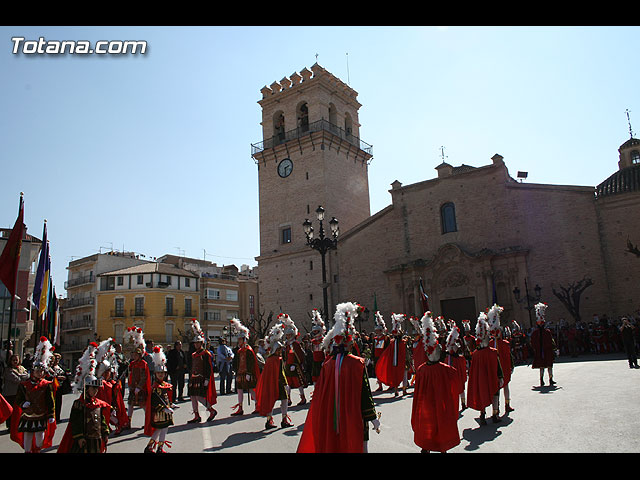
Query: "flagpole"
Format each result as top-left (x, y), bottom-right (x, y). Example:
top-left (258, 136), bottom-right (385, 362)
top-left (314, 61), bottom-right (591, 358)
top-left (5, 193), bottom-right (23, 363)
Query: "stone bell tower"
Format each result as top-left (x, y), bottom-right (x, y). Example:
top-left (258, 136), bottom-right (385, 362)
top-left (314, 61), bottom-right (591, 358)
top-left (251, 63), bottom-right (373, 327)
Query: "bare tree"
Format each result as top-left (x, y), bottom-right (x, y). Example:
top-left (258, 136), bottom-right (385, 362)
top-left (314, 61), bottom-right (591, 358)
top-left (551, 277), bottom-right (594, 323)
top-left (246, 310), bottom-right (275, 343)
top-left (627, 237), bottom-right (640, 258)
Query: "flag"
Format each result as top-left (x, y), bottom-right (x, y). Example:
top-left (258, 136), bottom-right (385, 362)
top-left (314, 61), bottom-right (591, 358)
top-left (419, 277), bottom-right (430, 314)
top-left (46, 286), bottom-right (59, 344)
top-left (0, 194), bottom-right (25, 297)
top-left (33, 223), bottom-right (50, 317)
top-left (373, 292), bottom-right (378, 312)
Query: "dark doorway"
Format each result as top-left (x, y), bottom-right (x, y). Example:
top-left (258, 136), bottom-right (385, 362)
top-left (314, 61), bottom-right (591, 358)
top-left (440, 297), bottom-right (476, 328)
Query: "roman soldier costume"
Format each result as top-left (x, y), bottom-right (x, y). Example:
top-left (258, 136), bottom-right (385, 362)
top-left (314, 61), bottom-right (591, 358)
top-left (444, 323), bottom-right (467, 412)
top-left (510, 320), bottom-right (527, 364)
top-left (298, 302), bottom-right (380, 453)
top-left (410, 316), bottom-right (426, 379)
top-left (375, 313), bottom-right (409, 396)
top-left (487, 304), bottom-right (515, 413)
top-left (124, 327), bottom-right (151, 429)
top-left (144, 346), bottom-right (174, 453)
top-left (411, 312), bottom-right (461, 453)
top-left (58, 342), bottom-right (111, 453)
top-left (280, 313), bottom-right (308, 405)
top-left (11, 337), bottom-right (57, 453)
top-left (372, 311), bottom-right (389, 392)
top-left (230, 317), bottom-right (260, 416)
top-left (255, 321), bottom-right (291, 429)
top-left (466, 312), bottom-right (503, 425)
top-left (530, 303), bottom-right (557, 386)
top-left (187, 319), bottom-right (217, 423)
top-left (310, 309), bottom-right (326, 384)
top-left (94, 338), bottom-right (128, 434)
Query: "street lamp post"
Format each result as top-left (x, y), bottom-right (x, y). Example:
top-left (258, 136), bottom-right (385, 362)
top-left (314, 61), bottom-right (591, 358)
top-left (303, 206), bottom-right (339, 323)
top-left (513, 279), bottom-right (542, 328)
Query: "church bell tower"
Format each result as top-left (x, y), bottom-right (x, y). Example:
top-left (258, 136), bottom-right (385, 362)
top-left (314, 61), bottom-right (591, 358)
top-left (251, 63), bottom-right (373, 327)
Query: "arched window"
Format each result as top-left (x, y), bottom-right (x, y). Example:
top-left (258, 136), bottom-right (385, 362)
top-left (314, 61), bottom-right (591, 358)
top-left (297, 102), bottom-right (309, 132)
top-left (344, 113), bottom-right (353, 136)
top-left (631, 150), bottom-right (640, 165)
top-left (441, 202), bottom-right (457, 234)
top-left (273, 111), bottom-right (285, 143)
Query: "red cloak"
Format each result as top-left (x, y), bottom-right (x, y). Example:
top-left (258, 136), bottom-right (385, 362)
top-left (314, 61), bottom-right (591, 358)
top-left (297, 353), bottom-right (366, 453)
top-left (57, 395), bottom-right (111, 453)
top-left (97, 379), bottom-right (128, 431)
top-left (494, 338), bottom-right (512, 385)
top-left (445, 353), bottom-right (467, 397)
top-left (128, 358), bottom-right (152, 407)
top-left (531, 326), bottom-right (555, 369)
top-left (411, 361), bottom-right (461, 452)
top-left (144, 381), bottom-right (173, 436)
top-left (466, 346), bottom-right (499, 411)
top-left (412, 337), bottom-right (427, 372)
top-left (255, 354), bottom-right (284, 417)
top-left (10, 378), bottom-right (57, 450)
top-left (0, 393), bottom-right (12, 423)
top-left (375, 336), bottom-right (406, 388)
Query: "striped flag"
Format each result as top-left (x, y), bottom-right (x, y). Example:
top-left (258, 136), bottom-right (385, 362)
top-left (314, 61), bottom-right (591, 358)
top-left (33, 223), bottom-right (50, 317)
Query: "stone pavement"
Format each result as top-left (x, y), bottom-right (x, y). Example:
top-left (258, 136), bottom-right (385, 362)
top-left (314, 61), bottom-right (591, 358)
top-left (0, 352), bottom-right (638, 453)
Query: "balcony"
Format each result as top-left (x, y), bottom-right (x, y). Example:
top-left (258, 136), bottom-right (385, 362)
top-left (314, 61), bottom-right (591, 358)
top-left (110, 309), bottom-right (126, 318)
top-left (65, 274), bottom-right (94, 289)
top-left (130, 308), bottom-right (146, 318)
top-left (64, 296), bottom-right (95, 309)
top-left (61, 317), bottom-right (93, 331)
top-left (251, 118), bottom-right (373, 160)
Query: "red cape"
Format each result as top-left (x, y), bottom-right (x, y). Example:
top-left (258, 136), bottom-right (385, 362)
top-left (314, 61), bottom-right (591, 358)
top-left (297, 353), bottom-right (366, 453)
top-left (0, 393), bottom-right (13, 424)
top-left (255, 354), bottom-right (282, 417)
top-left (412, 338), bottom-right (427, 373)
top-left (375, 337), bottom-right (406, 388)
top-left (144, 381), bottom-right (173, 436)
top-left (411, 362), bottom-right (461, 452)
top-left (466, 346), bottom-right (499, 411)
top-left (97, 379), bottom-right (128, 430)
top-left (128, 359), bottom-right (152, 406)
top-left (239, 345), bottom-right (261, 383)
top-left (10, 379), bottom-right (57, 450)
top-left (445, 353), bottom-right (467, 396)
top-left (57, 395), bottom-right (111, 453)
top-left (494, 338), bottom-right (512, 384)
top-left (531, 326), bottom-right (555, 368)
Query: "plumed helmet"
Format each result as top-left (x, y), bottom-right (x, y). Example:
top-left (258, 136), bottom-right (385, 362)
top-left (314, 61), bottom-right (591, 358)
top-left (278, 313), bottom-right (298, 338)
top-left (322, 302), bottom-right (358, 352)
top-left (420, 311), bottom-right (440, 362)
top-left (476, 312), bottom-right (490, 346)
top-left (189, 319), bottom-right (206, 343)
top-left (535, 303), bottom-right (548, 324)
top-left (446, 325), bottom-right (461, 353)
top-left (311, 309), bottom-right (326, 336)
top-left (151, 345), bottom-right (168, 373)
top-left (374, 311), bottom-right (387, 333)
top-left (33, 336), bottom-right (53, 370)
top-left (391, 313), bottom-right (405, 334)
top-left (230, 317), bottom-right (250, 340)
top-left (487, 304), bottom-right (504, 336)
top-left (125, 326), bottom-right (146, 354)
top-left (73, 341), bottom-right (101, 393)
top-left (265, 322), bottom-right (285, 354)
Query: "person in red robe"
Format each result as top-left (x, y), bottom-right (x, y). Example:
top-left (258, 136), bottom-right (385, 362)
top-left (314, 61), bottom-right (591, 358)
top-left (230, 318), bottom-right (260, 416)
top-left (409, 316), bottom-right (426, 384)
top-left (143, 346), bottom-right (174, 453)
top-left (309, 309), bottom-right (326, 384)
top-left (279, 313), bottom-right (308, 405)
top-left (375, 313), bottom-right (409, 397)
top-left (297, 302), bottom-right (380, 453)
top-left (444, 323), bottom-right (467, 412)
top-left (94, 338), bottom-right (128, 434)
top-left (466, 312), bottom-right (503, 425)
top-left (411, 312), bottom-right (460, 453)
top-left (531, 303), bottom-right (557, 387)
top-left (58, 348), bottom-right (111, 454)
top-left (187, 319), bottom-right (217, 423)
top-left (372, 312), bottom-right (389, 392)
top-left (10, 337), bottom-right (57, 453)
top-left (487, 304), bottom-right (515, 414)
top-left (255, 322), bottom-right (292, 429)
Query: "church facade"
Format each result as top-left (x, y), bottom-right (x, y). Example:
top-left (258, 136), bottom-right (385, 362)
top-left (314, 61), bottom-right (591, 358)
top-left (252, 64), bottom-right (640, 332)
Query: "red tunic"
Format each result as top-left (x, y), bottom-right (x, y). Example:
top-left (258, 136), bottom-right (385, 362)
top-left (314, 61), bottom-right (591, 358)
top-left (10, 378), bottom-right (57, 450)
top-left (375, 336), bottom-right (407, 388)
top-left (297, 354), bottom-right (367, 453)
top-left (411, 361), bottom-right (461, 452)
top-left (494, 338), bottom-right (512, 385)
top-left (412, 337), bottom-right (427, 372)
top-left (531, 326), bottom-right (555, 369)
top-left (466, 346), bottom-right (500, 411)
top-left (255, 354), bottom-right (286, 416)
top-left (57, 395), bottom-right (111, 453)
top-left (128, 359), bottom-right (151, 407)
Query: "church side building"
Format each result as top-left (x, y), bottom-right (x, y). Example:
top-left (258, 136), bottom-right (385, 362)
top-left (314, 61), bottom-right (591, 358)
top-left (253, 64), bottom-right (640, 332)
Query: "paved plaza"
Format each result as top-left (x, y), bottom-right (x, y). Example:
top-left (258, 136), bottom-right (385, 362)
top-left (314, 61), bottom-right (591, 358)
top-left (1, 352), bottom-right (638, 454)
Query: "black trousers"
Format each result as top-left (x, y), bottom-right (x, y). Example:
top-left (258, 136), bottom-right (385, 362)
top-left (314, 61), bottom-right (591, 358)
top-left (170, 371), bottom-right (186, 398)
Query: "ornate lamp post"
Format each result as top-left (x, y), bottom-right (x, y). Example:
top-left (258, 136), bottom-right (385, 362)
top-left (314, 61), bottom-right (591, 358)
top-left (303, 206), bottom-right (339, 322)
top-left (513, 279), bottom-right (542, 328)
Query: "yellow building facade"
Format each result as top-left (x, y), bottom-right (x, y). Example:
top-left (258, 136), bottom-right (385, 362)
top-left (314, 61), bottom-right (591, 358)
top-left (96, 262), bottom-right (199, 348)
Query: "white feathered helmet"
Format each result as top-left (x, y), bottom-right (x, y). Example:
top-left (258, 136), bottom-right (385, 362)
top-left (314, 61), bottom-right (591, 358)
top-left (420, 312), bottom-right (440, 362)
top-left (151, 345), bottom-right (168, 373)
top-left (95, 338), bottom-right (116, 378)
top-left (476, 312), bottom-right (490, 347)
top-left (446, 325), bottom-right (461, 353)
top-left (535, 303), bottom-right (548, 325)
top-left (322, 301), bottom-right (358, 352)
top-left (265, 322), bottom-right (285, 354)
top-left (125, 326), bottom-right (146, 354)
top-left (311, 309), bottom-right (326, 336)
top-left (279, 313), bottom-right (298, 339)
top-left (33, 336), bottom-right (54, 370)
top-left (487, 304), bottom-right (504, 336)
top-left (409, 316), bottom-right (421, 334)
top-left (230, 317), bottom-right (250, 341)
top-left (189, 318), bottom-right (206, 343)
top-left (72, 341), bottom-right (101, 394)
top-left (374, 311), bottom-right (387, 333)
top-left (390, 313), bottom-right (405, 334)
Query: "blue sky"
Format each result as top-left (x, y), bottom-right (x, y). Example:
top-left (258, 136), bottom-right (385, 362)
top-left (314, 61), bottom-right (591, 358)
top-left (2, 26), bottom-right (639, 295)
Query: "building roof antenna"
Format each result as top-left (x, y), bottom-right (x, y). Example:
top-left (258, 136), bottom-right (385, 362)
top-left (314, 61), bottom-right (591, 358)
top-left (626, 109), bottom-right (634, 139)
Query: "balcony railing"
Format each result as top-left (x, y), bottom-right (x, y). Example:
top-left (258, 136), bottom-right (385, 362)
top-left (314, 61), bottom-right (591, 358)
top-left (110, 309), bottom-right (126, 318)
top-left (130, 309), bottom-right (146, 317)
top-left (61, 318), bottom-right (93, 331)
top-left (65, 274), bottom-right (94, 289)
top-left (251, 119), bottom-right (373, 159)
top-left (64, 296), bottom-right (95, 309)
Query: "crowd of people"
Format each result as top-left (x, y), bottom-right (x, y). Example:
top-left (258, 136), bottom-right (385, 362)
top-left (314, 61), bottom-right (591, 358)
top-left (0, 304), bottom-right (638, 453)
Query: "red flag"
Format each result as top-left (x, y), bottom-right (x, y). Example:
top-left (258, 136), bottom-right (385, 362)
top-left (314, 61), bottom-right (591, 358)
top-left (0, 194), bottom-right (25, 296)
